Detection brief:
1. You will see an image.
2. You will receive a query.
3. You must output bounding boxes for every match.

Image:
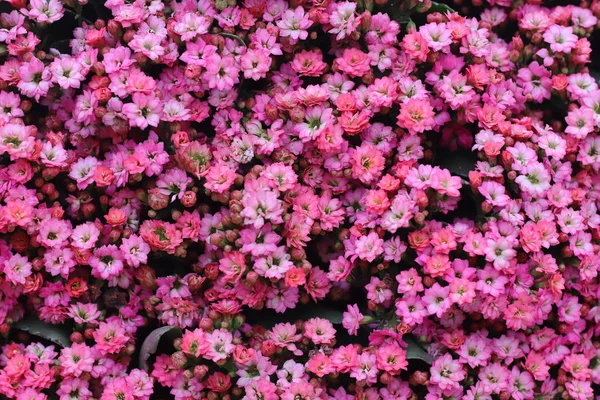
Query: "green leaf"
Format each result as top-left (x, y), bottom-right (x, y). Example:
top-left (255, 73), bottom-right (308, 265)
top-left (429, 1), bottom-right (456, 13)
top-left (139, 326), bottom-right (182, 371)
top-left (13, 317), bottom-right (71, 348)
top-left (405, 336), bottom-right (433, 363)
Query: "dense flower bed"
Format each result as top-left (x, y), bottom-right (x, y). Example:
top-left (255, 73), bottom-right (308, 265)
top-left (0, 0), bottom-right (599, 398)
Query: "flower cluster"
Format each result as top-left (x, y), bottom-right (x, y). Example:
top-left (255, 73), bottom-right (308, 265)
top-left (0, 0), bottom-right (599, 399)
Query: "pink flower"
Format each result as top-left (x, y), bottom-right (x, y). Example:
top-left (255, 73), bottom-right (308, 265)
top-left (294, 105), bottom-right (334, 142)
top-left (517, 62), bottom-right (552, 102)
top-left (205, 330), bottom-right (234, 362)
top-left (430, 168), bottom-right (462, 197)
top-left (402, 31), bottom-right (429, 63)
top-left (337, 48), bottom-right (371, 78)
top-left (172, 13), bottom-right (210, 41)
top-left (420, 23), bottom-right (453, 52)
top-left (376, 344), bottom-right (408, 375)
top-left (181, 328), bottom-right (210, 358)
top-left (514, 162), bottom-right (551, 196)
top-left (565, 107), bottom-right (595, 139)
top-left (101, 377), bottom-right (134, 400)
top-left (92, 320), bottom-right (128, 355)
top-left (203, 55), bottom-right (240, 91)
top-left (354, 232), bottom-right (384, 262)
top-left (3, 253), bottom-right (32, 285)
top-left (127, 369), bottom-right (154, 400)
top-left (439, 70), bottom-right (475, 110)
top-left (306, 353), bottom-right (333, 377)
top-left (56, 378), bottom-right (93, 400)
top-left (128, 33), bottom-right (165, 60)
top-left (50, 56), bottom-right (84, 89)
top-left (119, 235), bottom-right (150, 268)
top-left (240, 48), bottom-right (271, 80)
top-left (485, 237), bottom-right (516, 271)
top-left (350, 144), bottom-right (385, 184)
top-left (89, 245), bottom-right (124, 280)
top-left (397, 98), bottom-right (436, 135)
top-left (277, 7), bottom-right (312, 43)
top-left (303, 318), bottom-right (336, 345)
top-left (241, 189), bottom-right (284, 229)
top-left (342, 304), bottom-right (363, 336)
top-left (17, 57), bottom-right (52, 100)
top-left (280, 382), bottom-right (321, 400)
top-left (504, 297), bottom-right (536, 330)
top-left (328, 2), bottom-right (361, 40)
top-left (422, 283), bottom-right (452, 318)
top-left (204, 163), bottom-right (236, 194)
top-left (430, 353), bottom-right (466, 391)
top-left (122, 94), bottom-right (162, 129)
top-left (58, 343), bottom-right (94, 377)
top-left (543, 25), bottom-right (578, 54)
top-left (26, 0), bottom-right (64, 23)
top-left (290, 50), bottom-right (327, 77)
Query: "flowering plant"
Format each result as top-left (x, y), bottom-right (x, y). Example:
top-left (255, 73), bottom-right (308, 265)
top-left (0, 0), bottom-right (599, 399)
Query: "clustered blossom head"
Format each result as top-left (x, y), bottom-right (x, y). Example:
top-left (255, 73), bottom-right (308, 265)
top-left (0, 0), bottom-right (599, 399)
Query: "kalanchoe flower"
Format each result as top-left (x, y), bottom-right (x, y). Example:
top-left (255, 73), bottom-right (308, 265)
top-left (0, 0), bottom-right (598, 399)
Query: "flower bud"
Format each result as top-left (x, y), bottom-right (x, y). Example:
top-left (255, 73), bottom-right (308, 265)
top-left (66, 277), bottom-right (88, 297)
top-left (70, 332), bottom-right (84, 344)
top-left (194, 365), bottom-right (209, 379)
top-left (10, 230), bottom-right (29, 253)
top-left (24, 273), bottom-right (43, 294)
top-left (107, 20), bottom-right (122, 37)
top-left (187, 274), bottom-right (205, 292)
top-left (233, 345), bottom-right (255, 365)
top-left (552, 74), bottom-right (568, 91)
top-left (170, 351), bottom-right (188, 369)
top-left (260, 340), bottom-right (277, 357)
top-left (204, 262), bottom-right (220, 280)
top-left (123, 30), bottom-right (135, 43)
top-left (561, 246), bottom-right (573, 258)
top-left (148, 188), bottom-right (170, 211)
top-left (199, 318), bottom-right (214, 331)
top-left (245, 271), bottom-right (259, 285)
top-left (181, 191), bottom-right (197, 207)
top-left (84, 328), bottom-right (95, 340)
top-left (106, 208), bottom-right (127, 227)
top-left (85, 28), bottom-right (106, 48)
top-left (135, 265), bottom-right (157, 289)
